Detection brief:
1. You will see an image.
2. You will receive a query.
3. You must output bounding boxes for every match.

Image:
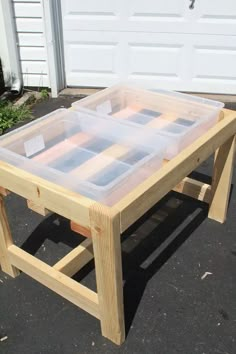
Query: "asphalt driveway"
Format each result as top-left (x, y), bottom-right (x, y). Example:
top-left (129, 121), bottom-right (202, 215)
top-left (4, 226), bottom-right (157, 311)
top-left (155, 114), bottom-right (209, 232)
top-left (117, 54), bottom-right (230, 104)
top-left (0, 97), bottom-right (235, 354)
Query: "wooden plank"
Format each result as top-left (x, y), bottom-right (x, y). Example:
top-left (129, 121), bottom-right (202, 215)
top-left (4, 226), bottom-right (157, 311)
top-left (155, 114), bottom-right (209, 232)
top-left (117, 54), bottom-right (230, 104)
top-left (90, 205), bottom-right (125, 345)
top-left (8, 245), bottom-right (99, 319)
top-left (70, 221), bottom-right (92, 238)
top-left (70, 175), bottom-right (210, 240)
top-left (27, 200), bottom-right (50, 216)
top-left (53, 239), bottom-right (93, 277)
top-left (33, 132), bottom-right (91, 165)
top-left (113, 105), bottom-right (178, 126)
top-left (173, 177), bottom-right (211, 203)
top-left (0, 197), bottom-right (20, 277)
top-left (71, 144), bottom-right (129, 179)
top-left (115, 109), bottom-right (236, 231)
top-left (64, 177), bottom-right (210, 279)
top-left (66, 177), bottom-right (210, 275)
top-left (0, 161), bottom-right (94, 228)
top-left (208, 135), bottom-right (235, 223)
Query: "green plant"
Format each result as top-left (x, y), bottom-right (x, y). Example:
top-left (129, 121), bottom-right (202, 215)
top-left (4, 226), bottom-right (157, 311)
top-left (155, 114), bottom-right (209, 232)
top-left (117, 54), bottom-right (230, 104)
top-left (40, 89), bottom-right (49, 100)
top-left (0, 101), bottom-right (32, 134)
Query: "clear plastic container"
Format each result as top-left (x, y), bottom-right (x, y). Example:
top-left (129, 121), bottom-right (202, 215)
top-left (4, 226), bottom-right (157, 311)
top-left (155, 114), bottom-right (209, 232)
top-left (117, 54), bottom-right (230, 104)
top-left (72, 84), bottom-right (224, 159)
top-left (0, 109), bottom-right (166, 205)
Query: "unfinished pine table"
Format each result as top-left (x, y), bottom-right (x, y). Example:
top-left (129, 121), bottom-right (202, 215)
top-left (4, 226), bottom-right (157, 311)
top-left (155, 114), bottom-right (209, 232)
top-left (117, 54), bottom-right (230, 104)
top-left (0, 108), bottom-right (236, 345)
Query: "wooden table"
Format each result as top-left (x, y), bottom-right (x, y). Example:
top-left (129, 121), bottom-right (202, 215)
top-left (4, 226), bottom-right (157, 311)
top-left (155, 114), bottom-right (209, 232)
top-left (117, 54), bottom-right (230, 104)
top-left (0, 108), bottom-right (236, 345)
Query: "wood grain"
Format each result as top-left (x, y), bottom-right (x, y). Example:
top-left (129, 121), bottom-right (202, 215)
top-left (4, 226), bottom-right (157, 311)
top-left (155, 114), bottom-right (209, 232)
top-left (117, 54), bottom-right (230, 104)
top-left (9, 245), bottom-right (99, 318)
top-left (0, 197), bottom-right (20, 277)
top-left (90, 204), bottom-right (125, 345)
top-left (114, 109), bottom-right (236, 231)
top-left (53, 239), bottom-right (93, 277)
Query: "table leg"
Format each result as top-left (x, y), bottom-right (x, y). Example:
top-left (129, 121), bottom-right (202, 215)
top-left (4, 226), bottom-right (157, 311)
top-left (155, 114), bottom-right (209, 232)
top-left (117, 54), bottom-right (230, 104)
top-left (208, 135), bottom-right (235, 223)
top-left (90, 205), bottom-right (125, 345)
top-left (0, 196), bottom-right (20, 277)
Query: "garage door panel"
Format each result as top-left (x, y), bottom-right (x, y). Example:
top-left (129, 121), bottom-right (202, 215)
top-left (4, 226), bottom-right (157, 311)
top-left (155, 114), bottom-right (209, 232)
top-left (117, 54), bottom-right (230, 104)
top-left (129, 0), bottom-right (184, 18)
top-left (62, 0), bottom-right (118, 15)
top-left (66, 43), bottom-right (118, 74)
top-left (62, 0), bottom-right (236, 35)
top-left (191, 37), bottom-right (236, 93)
top-left (63, 31), bottom-right (123, 86)
top-left (64, 32), bottom-right (236, 93)
top-left (199, 0), bottom-right (236, 18)
top-left (66, 73), bottom-right (119, 88)
top-left (128, 44), bottom-right (183, 79)
top-left (194, 47), bottom-right (236, 80)
top-left (64, 24), bottom-right (236, 37)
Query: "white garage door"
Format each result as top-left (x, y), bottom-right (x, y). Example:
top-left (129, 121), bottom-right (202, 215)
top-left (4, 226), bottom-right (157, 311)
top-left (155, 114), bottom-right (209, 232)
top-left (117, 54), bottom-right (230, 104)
top-left (61, 0), bottom-right (236, 93)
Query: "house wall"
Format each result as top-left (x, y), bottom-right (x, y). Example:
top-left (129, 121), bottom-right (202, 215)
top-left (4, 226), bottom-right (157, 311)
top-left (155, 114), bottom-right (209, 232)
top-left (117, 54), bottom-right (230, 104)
top-left (0, 1), bottom-right (12, 85)
top-left (13, 0), bottom-right (49, 87)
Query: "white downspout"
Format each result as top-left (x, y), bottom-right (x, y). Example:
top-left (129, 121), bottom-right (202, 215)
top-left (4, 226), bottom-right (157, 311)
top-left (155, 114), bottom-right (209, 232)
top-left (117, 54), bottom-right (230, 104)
top-left (0, 0), bottom-right (23, 95)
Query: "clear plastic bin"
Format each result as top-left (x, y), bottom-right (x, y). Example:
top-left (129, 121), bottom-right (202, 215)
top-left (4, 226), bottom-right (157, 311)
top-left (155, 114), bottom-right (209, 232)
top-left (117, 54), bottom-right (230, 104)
top-left (0, 109), bottom-right (166, 205)
top-left (72, 84), bottom-right (224, 159)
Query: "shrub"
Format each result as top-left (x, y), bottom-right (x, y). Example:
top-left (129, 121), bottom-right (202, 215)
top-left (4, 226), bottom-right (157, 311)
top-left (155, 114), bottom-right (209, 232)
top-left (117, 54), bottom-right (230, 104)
top-left (0, 101), bottom-right (32, 134)
top-left (40, 89), bottom-right (49, 100)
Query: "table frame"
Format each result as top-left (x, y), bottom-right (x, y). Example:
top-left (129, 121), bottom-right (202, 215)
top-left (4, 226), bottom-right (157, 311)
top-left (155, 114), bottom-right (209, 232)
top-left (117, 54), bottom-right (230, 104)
top-left (0, 108), bottom-right (236, 345)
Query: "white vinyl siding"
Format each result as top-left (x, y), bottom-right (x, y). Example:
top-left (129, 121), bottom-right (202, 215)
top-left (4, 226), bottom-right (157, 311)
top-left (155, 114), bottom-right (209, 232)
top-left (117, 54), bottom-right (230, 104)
top-left (13, 0), bottom-right (49, 87)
